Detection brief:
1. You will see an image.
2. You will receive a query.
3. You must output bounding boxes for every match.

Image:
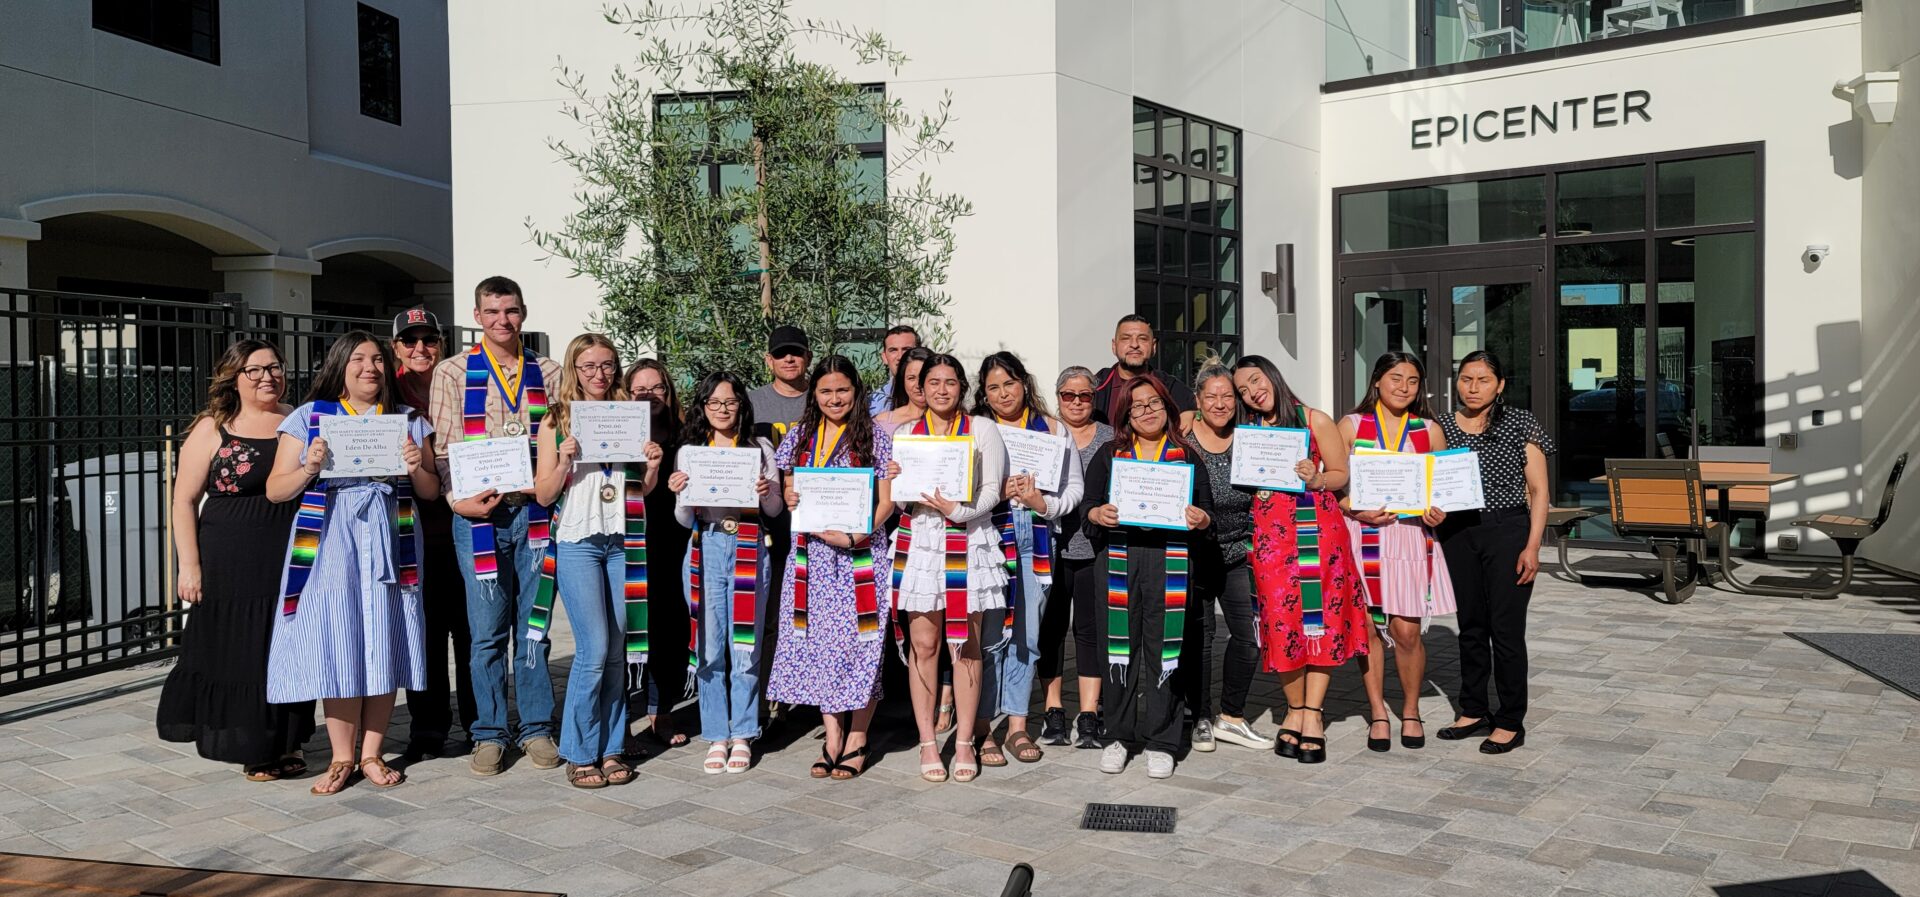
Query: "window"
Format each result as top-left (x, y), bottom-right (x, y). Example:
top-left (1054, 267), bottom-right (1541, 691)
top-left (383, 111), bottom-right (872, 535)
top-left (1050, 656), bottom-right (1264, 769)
top-left (93, 0), bottom-right (219, 64)
top-left (1133, 100), bottom-right (1242, 382)
top-left (358, 3), bottom-right (402, 125)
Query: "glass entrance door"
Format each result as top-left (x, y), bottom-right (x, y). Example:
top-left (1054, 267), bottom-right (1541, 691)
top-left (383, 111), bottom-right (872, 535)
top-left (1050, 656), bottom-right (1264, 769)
top-left (1344, 282), bottom-right (1428, 410)
top-left (1340, 268), bottom-right (1543, 415)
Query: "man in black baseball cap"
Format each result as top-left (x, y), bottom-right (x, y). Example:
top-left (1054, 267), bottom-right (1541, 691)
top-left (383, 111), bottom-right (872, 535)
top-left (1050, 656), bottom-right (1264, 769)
top-left (750, 325), bottom-right (812, 429)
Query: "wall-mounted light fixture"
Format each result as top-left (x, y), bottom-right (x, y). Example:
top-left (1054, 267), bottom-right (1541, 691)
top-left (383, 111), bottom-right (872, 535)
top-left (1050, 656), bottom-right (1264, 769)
top-left (1834, 72), bottom-right (1900, 125)
top-left (1261, 243), bottom-right (1296, 315)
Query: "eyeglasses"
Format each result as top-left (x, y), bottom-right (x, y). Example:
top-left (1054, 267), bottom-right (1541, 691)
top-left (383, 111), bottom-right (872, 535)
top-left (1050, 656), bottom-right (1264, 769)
top-left (704, 399), bottom-right (742, 410)
top-left (1130, 398), bottom-right (1166, 414)
top-left (239, 364), bottom-right (285, 381)
top-left (397, 333), bottom-right (441, 347)
top-left (574, 362), bottom-right (619, 375)
top-left (631, 385), bottom-right (670, 397)
top-left (1057, 390), bottom-right (1094, 404)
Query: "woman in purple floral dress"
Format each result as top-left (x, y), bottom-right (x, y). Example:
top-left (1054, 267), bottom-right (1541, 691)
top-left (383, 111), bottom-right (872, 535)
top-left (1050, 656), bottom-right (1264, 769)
top-left (767, 355), bottom-right (896, 779)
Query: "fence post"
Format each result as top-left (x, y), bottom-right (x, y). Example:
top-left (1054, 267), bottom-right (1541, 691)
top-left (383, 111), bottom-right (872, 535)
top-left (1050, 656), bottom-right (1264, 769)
top-left (212, 292), bottom-right (247, 338)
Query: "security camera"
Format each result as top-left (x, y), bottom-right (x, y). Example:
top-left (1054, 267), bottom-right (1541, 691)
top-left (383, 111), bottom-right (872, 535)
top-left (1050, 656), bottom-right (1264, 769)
top-left (1804, 244), bottom-right (1831, 265)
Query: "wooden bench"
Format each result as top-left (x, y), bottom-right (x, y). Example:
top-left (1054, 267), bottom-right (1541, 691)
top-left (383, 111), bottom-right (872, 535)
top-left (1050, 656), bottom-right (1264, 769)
top-left (1602, 458), bottom-right (1723, 604)
top-left (1696, 445), bottom-right (1773, 556)
top-left (1716, 452), bottom-right (1907, 600)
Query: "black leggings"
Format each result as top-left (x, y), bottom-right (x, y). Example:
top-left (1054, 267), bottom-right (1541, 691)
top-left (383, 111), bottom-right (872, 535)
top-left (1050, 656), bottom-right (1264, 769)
top-left (1182, 558), bottom-right (1258, 718)
top-left (1438, 508), bottom-right (1535, 731)
top-left (1041, 555), bottom-right (1106, 680)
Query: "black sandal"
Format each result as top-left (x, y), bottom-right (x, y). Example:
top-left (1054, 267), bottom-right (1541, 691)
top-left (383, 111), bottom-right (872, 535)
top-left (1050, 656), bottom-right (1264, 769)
top-left (829, 745), bottom-right (868, 780)
top-left (1274, 703), bottom-right (1302, 759)
top-left (1365, 717), bottom-right (1391, 753)
top-left (1401, 716), bottom-right (1425, 750)
top-left (1296, 706), bottom-right (1327, 764)
top-left (809, 747), bottom-right (835, 779)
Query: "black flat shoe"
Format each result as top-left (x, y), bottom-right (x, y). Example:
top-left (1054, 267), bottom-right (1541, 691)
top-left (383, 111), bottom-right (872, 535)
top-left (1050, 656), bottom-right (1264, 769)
top-left (1296, 706), bottom-right (1327, 764)
top-left (1437, 718), bottom-right (1493, 741)
top-left (1364, 717), bottom-right (1390, 753)
top-left (1479, 730), bottom-right (1525, 754)
top-left (1401, 716), bottom-right (1425, 750)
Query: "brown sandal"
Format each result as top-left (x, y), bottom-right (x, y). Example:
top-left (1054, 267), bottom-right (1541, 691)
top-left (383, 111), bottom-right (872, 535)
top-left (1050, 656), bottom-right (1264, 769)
top-left (567, 762), bottom-right (608, 789)
top-left (977, 740), bottom-right (1008, 767)
top-left (243, 764), bottom-right (280, 783)
top-left (309, 761), bottom-right (356, 796)
top-left (357, 756), bottom-right (405, 789)
top-left (1005, 729), bottom-right (1044, 763)
top-left (600, 756), bottom-right (635, 786)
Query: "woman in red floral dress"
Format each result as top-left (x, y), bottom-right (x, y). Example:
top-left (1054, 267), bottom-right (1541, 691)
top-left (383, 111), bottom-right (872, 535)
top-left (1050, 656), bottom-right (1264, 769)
top-left (1231, 356), bottom-right (1369, 764)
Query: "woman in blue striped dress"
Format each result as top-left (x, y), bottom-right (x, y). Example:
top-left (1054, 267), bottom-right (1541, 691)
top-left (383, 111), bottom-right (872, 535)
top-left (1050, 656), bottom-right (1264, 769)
top-left (265, 332), bottom-right (440, 795)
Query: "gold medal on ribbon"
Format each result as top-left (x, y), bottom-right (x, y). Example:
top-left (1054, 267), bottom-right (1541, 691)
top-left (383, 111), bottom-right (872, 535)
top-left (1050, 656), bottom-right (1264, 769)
top-left (504, 418), bottom-right (525, 437)
top-left (600, 483), bottom-right (618, 503)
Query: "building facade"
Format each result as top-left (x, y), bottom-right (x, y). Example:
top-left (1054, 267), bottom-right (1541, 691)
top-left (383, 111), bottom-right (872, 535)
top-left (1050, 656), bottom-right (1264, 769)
top-left (451, 1), bottom-right (1918, 565)
top-left (0, 1), bottom-right (455, 319)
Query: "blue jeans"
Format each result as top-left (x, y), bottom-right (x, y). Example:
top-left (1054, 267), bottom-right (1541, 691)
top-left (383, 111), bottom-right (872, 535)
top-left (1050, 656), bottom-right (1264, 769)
top-left (454, 505), bottom-right (556, 747)
top-left (683, 527), bottom-right (767, 742)
top-left (980, 510), bottom-right (1049, 719)
top-left (556, 534), bottom-right (629, 765)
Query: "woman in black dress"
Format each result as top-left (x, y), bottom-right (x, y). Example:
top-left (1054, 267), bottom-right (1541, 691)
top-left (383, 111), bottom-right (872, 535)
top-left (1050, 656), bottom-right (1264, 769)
top-left (156, 339), bottom-right (315, 779)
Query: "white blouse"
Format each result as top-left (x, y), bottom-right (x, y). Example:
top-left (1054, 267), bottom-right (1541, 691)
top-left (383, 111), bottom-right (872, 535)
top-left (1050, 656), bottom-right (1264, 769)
top-left (551, 462), bottom-right (629, 542)
top-left (671, 438), bottom-right (785, 528)
top-left (892, 416), bottom-right (1009, 608)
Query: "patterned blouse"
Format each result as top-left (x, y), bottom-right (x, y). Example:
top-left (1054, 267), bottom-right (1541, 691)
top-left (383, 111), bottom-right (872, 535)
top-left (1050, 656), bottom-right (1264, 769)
top-left (1435, 407), bottom-right (1555, 510)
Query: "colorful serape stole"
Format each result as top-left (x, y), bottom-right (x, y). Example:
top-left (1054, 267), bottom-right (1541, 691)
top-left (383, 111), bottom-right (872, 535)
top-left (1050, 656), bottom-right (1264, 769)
top-left (790, 424), bottom-right (879, 641)
top-left (463, 344), bottom-right (548, 581)
top-left (1353, 407), bottom-right (1433, 626)
top-left (280, 400), bottom-right (417, 617)
top-left (689, 512), bottom-right (761, 666)
top-left (1103, 438), bottom-right (1187, 681)
top-left (525, 435), bottom-right (646, 666)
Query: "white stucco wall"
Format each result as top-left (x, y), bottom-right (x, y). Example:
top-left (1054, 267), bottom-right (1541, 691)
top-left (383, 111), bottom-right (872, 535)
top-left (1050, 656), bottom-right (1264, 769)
top-left (1320, 15), bottom-right (1867, 554)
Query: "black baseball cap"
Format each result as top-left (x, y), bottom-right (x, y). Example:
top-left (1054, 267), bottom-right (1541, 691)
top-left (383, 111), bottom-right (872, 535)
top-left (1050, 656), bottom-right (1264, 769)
top-left (768, 325), bottom-right (809, 354)
top-left (392, 306), bottom-right (440, 338)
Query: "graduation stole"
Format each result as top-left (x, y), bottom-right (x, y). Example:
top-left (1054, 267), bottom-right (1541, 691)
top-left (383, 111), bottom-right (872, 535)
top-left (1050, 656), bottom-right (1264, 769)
top-left (280, 400), bottom-right (418, 617)
top-left (1353, 405), bottom-right (1432, 626)
top-left (688, 436), bottom-right (761, 666)
top-left (463, 344), bottom-right (549, 581)
top-left (892, 412), bottom-right (974, 649)
top-left (791, 421), bottom-right (880, 642)
top-left (1251, 404), bottom-right (1334, 640)
top-left (527, 419), bottom-right (648, 665)
top-left (1104, 436), bottom-right (1187, 680)
top-left (991, 411), bottom-right (1053, 635)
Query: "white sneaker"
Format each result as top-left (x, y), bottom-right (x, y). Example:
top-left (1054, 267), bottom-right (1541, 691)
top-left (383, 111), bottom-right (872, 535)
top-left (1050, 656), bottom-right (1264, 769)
top-left (1211, 715), bottom-right (1277, 750)
top-left (1145, 750), bottom-right (1175, 779)
top-left (1099, 741), bottom-right (1129, 774)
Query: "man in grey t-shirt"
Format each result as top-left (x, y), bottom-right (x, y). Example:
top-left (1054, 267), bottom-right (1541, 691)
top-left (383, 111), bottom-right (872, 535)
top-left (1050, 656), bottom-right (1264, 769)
top-left (749, 324), bottom-right (810, 440)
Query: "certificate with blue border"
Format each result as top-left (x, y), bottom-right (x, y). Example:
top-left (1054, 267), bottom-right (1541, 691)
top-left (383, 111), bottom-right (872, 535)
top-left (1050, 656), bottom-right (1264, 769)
top-left (792, 466), bottom-right (875, 534)
top-left (1111, 458), bottom-right (1194, 530)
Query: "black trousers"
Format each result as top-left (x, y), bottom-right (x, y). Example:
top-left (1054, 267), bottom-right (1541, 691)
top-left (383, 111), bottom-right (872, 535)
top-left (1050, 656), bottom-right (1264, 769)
top-left (1184, 558), bottom-right (1258, 719)
top-left (1438, 508), bottom-right (1535, 732)
top-left (1044, 556), bottom-right (1105, 680)
top-left (409, 535), bottom-right (477, 742)
top-left (1102, 555), bottom-right (1183, 754)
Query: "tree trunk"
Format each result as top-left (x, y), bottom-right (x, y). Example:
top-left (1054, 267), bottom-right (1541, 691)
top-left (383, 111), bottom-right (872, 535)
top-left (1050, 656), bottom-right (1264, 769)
top-left (753, 134), bottom-right (774, 321)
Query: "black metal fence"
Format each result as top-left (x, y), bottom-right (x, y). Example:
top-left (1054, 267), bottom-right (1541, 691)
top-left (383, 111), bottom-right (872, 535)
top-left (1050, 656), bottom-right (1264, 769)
top-left (0, 288), bottom-right (545, 696)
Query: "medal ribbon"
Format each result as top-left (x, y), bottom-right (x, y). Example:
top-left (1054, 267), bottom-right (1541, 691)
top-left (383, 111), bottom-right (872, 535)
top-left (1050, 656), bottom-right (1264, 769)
top-left (1103, 438), bottom-right (1186, 682)
top-left (463, 345), bottom-right (550, 581)
top-left (278, 400), bottom-right (417, 617)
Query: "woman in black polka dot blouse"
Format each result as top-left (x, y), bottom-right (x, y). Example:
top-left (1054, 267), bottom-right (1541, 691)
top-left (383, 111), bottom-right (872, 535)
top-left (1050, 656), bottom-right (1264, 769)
top-left (1433, 350), bottom-right (1553, 755)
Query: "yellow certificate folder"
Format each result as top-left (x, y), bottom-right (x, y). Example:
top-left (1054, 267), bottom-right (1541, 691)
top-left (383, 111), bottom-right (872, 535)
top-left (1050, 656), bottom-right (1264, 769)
top-left (1349, 448), bottom-right (1431, 516)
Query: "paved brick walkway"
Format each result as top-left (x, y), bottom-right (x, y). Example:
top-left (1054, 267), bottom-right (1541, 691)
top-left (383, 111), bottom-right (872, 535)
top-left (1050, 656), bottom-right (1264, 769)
top-left (1, 553), bottom-right (1916, 897)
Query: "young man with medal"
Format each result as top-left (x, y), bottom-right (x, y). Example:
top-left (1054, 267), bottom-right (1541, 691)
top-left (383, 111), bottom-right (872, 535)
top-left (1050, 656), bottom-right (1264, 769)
top-left (428, 276), bottom-right (565, 776)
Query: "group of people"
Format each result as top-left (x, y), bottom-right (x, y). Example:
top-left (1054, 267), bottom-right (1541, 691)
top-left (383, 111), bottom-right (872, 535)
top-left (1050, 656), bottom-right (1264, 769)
top-left (156, 276), bottom-right (1554, 794)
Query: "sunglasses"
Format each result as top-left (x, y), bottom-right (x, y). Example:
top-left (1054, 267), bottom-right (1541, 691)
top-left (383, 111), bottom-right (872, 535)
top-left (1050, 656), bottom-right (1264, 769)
top-left (1057, 390), bottom-right (1094, 403)
top-left (770, 348), bottom-right (808, 361)
top-left (398, 333), bottom-right (442, 347)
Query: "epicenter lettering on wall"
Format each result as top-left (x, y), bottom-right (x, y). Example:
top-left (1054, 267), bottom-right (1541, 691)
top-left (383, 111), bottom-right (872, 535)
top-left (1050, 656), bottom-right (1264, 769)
top-left (1411, 90), bottom-right (1652, 150)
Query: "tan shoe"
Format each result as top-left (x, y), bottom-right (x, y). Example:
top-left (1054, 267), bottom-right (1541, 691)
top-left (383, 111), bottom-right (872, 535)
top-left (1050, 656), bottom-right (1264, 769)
top-left (470, 742), bottom-right (506, 776)
top-left (521, 735), bottom-right (562, 769)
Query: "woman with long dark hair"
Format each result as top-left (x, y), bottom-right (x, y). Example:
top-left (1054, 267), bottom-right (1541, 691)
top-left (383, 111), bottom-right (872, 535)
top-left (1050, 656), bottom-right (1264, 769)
top-left (157, 339), bottom-right (316, 781)
top-left (264, 331), bottom-right (440, 794)
top-left (970, 351), bottom-right (1082, 765)
top-left (669, 371), bottom-right (784, 773)
top-left (628, 359), bottom-right (692, 748)
top-left (1342, 351), bottom-right (1453, 756)
top-left (1082, 374), bottom-right (1215, 779)
top-left (766, 355), bottom-right (896, 779)
top-left (533, 335), bottom-right (659, 788)
top-left (1230, 355), bottom-right (1369, 763)
top-left (878, 347), bottom-right (934, 430)
top-left (1435, 350), bottom-right (1551, 754)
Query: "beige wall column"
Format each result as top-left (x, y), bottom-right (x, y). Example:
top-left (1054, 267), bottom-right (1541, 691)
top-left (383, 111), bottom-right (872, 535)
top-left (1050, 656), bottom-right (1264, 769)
top-left (213, 255), bottom-right (322, 315)
top-left (0, 219), bottom-right (40, 290)
top-left (412, 281), bottom-right (456, 325)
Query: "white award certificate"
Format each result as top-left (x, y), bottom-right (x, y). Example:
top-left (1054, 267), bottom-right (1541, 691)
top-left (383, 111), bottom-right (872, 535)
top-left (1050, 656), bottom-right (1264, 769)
top-left (1229, 425), bottom-right (1311, 493)
top-left (680, 446), bottom-right (761, 509)
top-left (1429, 449), bottom-right (1486, 513)
top-left (998, 425), bottom-right (1068, 493)
top-left (1348, 450), bottom-right (1430, 514)
top-left (892, 435), bottom-right (974, 502)
top-left (317, 413), bottom-right (409, 479)
top-left (447, 436), bottom-right (536, 499)
top-left (572, 401), bottom-right (651, 462)
top-left (791, 467), bottom-right (874, 535)
top-left (1110, 459), bottom-right (1194, 530)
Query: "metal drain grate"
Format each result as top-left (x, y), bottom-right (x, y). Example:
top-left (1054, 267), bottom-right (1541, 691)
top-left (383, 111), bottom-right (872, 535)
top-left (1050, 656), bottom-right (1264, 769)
top-left (1080, 802), bottom-right (1177, 834)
